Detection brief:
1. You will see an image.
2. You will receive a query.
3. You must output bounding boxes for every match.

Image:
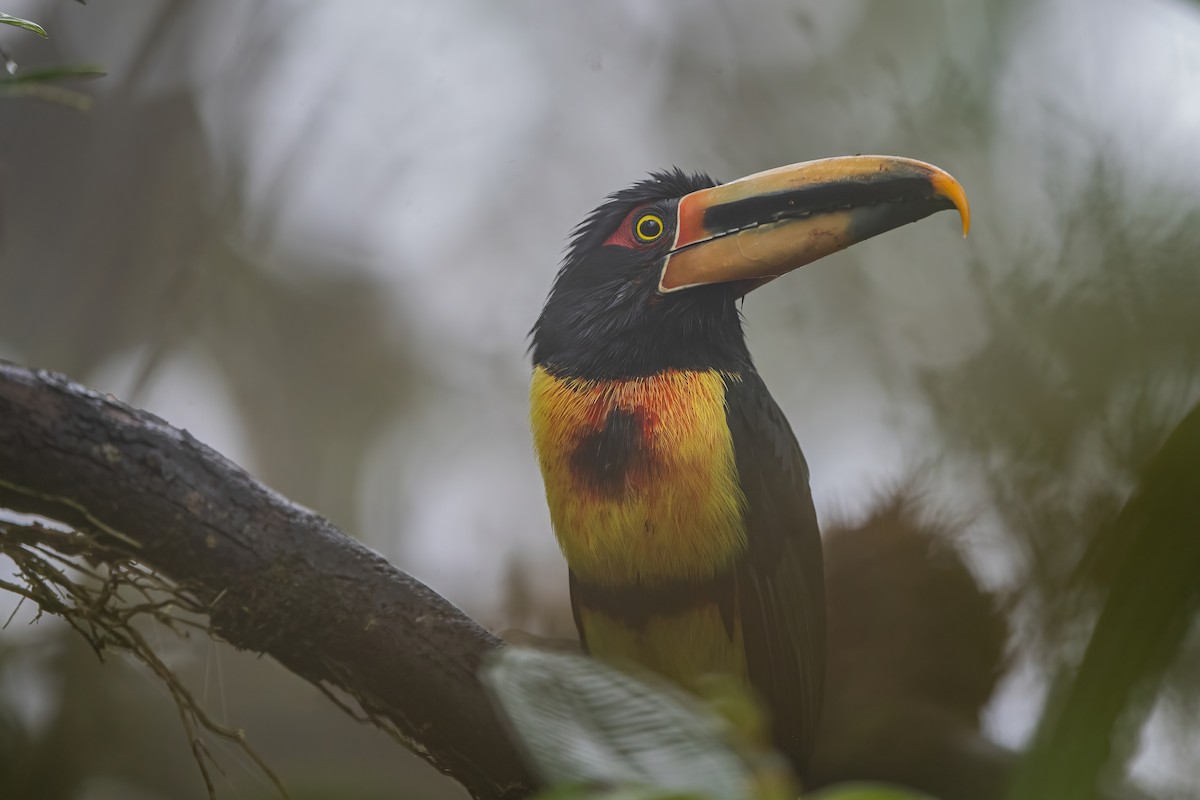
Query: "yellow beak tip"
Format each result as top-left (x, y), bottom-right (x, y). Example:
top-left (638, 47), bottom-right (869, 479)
top-left (929, 169), bottom-right (971, 238)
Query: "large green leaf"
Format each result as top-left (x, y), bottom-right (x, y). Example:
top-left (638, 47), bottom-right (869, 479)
top-left (806, 784), bottom-right (935, 800)
top-left (531, 784), bottom-right (706, 800)
top-left (484, 647), bottom-right (794, 800)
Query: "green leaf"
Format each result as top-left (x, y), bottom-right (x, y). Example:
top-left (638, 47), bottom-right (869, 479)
top-left (0, 12), bottom-right (48, 37)
top-left (0, 63), bottom-right (106, 109)
top-left (531, 784), bottom-right (707, 800)
top-left (483, 647), bottom-right (791, 800)
top-left (806, 783), bottom-right (936, 800)
top-left (0, 81), bottom-right (92, 110)
top-left (0, 64), bottom-right (106, 83)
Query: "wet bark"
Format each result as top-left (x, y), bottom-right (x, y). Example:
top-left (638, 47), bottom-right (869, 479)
top-left (0, 361), bottom-right (534, 800)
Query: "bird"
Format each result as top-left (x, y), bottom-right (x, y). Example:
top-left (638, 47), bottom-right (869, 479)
top-left (528, 155), bottom-right (969, 781)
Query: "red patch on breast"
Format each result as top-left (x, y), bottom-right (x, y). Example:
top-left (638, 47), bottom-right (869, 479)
top-left (570, 407), bottom-right (658, 499)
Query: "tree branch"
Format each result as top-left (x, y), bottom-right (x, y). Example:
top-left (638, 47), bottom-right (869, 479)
top-left (0, 361), bottom-right (535, 800)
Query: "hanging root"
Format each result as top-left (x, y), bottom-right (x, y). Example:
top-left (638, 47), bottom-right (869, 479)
top-left (0, 518), bottom-right (289, 800)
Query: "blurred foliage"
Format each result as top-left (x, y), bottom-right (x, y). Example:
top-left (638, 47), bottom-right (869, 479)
top-left (0, 4), bottom-right (104, 108)
top-left (485, 647), bottom-right (943, 800)
top-left (1, 0), bottom-right (1200, 798)
top-left (807, 787), bottom-right (933, 800)
top-left (484, 647), bottom-right (789, 800)
top-left (529, 787), bottom-right (705, 800)
top-left (483, 647), bottom-right (792, 800)
top-left (920, 160), bottom-right (1200, 795)
top-left (811, 497), bottom-right (1012, 800)
top-left (923, 167), bottom-right (1200, 614)
top-left (1008, 403), bottom-right (1200, 800)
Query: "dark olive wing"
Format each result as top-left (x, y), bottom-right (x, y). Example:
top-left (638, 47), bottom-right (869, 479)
top-left (725, 371), bottom-right (826, 779)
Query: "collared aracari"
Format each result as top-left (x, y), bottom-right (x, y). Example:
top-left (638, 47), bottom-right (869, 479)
top-left (529, 155), bottom-right (970, 779)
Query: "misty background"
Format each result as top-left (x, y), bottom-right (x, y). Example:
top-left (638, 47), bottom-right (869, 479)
top-left (1, 0), bottom-right (1199, 798)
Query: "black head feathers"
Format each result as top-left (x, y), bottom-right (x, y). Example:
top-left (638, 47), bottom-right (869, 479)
top-left (531, 168), bottom-right (751, 380)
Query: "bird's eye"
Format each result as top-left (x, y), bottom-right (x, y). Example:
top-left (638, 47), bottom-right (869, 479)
top-left (634, 213), bottom-right (665, 243)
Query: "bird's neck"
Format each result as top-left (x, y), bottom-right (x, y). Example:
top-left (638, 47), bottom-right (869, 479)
top-left (531, 279), bottom-right (754, 379)
top-left (533, 315), bottom-right (753, 380)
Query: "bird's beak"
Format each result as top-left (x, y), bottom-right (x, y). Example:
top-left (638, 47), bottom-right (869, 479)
top-left (658, 155), bottom-right (970, 293)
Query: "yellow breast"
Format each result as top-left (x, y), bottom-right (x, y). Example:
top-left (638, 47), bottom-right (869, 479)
top-left (530, 366), bottom-right (746, 586)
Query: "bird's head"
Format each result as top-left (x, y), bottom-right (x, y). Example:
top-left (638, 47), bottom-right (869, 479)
top-left (531, 156), bottom-right (970, 379)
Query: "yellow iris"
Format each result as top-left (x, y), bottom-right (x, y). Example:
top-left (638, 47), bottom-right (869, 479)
top-left (635, 213), bottom-right (665, 242)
